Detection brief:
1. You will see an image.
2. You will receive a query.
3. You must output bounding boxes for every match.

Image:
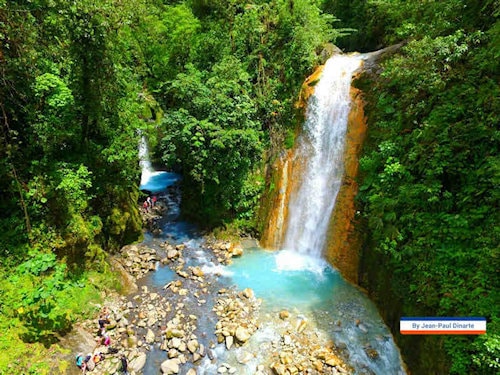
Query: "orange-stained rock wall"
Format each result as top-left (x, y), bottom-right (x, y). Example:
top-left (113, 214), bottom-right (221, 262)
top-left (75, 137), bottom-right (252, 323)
top-left (323, 84), bottom-right (367, 283)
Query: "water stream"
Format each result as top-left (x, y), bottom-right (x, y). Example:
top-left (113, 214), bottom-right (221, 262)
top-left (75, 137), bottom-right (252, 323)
top-left (134, 54), bottom-right (406, 374)
top-left (135, 174), bottom-right (405, 374)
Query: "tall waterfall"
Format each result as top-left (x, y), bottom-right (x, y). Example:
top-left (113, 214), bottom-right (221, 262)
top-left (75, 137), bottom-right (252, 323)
top-left (282, 54), bottom-right (362, 258)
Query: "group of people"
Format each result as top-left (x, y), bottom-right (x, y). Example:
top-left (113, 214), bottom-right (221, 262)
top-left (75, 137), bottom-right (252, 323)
top-left (75, 306), bottom-right (128, 374)
top-left (142, 195), bottom-right (157, 213)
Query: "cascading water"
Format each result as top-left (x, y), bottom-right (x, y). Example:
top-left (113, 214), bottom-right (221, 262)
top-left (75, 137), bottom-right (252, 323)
top-left (283, 54), bottom-right (363, 257)
top-left (139, 134), bottom-right (179, 193)
top-left (139, 134), bottom-right (154, 187)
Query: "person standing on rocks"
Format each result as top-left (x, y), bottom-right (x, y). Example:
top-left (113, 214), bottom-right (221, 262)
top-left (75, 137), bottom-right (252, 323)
top-left (120, 354), bottom-right (129, 375)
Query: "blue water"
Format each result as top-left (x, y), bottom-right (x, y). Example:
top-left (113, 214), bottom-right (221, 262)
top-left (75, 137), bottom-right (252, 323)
top-left (139, 171), bottom-right (180, 193)
top-left (227, 248), bottom-right (344, 309)
top-left (226, 248), bottom-right (407, 375)
top-left (135, 167), bottom-right (405, 374)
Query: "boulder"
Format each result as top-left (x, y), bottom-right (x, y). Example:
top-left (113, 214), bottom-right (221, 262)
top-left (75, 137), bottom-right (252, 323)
top-left (161, 359), bottom-right (180, 374)
top-left (145, 328), bottom-right (155, 344)
top-left (129, 352), bottom-right (147, 373)
top-left (187, 339), bottom-right (199, 354)
top-left (235, 326), bottom-right (251, 343)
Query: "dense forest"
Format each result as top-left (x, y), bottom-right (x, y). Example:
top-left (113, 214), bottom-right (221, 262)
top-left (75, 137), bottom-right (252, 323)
top-left (0, 0), bottom-right (498, 374)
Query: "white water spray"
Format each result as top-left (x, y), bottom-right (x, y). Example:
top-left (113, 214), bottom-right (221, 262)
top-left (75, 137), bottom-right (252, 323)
top-left (283, 54), bottom-right (363, 258)
top-left (139, 134), bottom-right (154, 187)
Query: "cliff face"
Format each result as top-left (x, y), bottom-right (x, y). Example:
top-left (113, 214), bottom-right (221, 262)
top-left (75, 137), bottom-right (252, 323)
top-left (323, 84), bottom-right (367, 283)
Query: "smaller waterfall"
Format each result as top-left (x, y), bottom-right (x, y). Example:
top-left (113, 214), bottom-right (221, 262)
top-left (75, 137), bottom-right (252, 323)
top-left (139, 134), bottom-right (179, 193)
top-left (139, 135), bottom-right (154, 187)
top-left (283, 54), bottom-right (363, 258)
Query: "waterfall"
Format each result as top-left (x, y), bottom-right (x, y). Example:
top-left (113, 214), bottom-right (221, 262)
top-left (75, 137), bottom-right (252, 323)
top-left (139, 134), bottom-right (154, 187)
top-left (282, 54), bottom-right (363, 258)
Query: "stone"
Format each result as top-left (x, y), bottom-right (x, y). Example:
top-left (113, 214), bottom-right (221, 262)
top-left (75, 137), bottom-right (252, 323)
top-left (324, 353), bottom-right (342, 367)
top-left (161, 359), bottom-right (180, 374)
top-left (279, 310), bottom-right (290, 320)
top-left (231, 246), bottom-right (243, 257)
top-left (191, 266), bottom-right (204, 277)
top-left (271, 362), bottom-right (287, 375)
top-left (225, 335), bottom-right (234, 350)
top-left (358, 324), bottom-right (368, 333)
top-left (167, 249), bottom-right (179, 259)
top-left (145, 329), bottom-right (155, 344)
top-left (235, 326), bottom-right (251, 343)
top-left (129, 352), bottom-right (147, 373)
top-left (186, 369), bottom-right (197, 375)
top-left (296, 319), bottom-right (307, 333)
top-left (187, 339), bottom-right (199, 354)
top-left (237, 351), bottom-right (254, 364)
top-left (170, 337), bottom-right (182, 349)
top-left (242, 288), bottom-right (254, 299)
top-left (166, 328), bottom-right (184, 339)
top-left (365, 348), bottom-right (379, 359)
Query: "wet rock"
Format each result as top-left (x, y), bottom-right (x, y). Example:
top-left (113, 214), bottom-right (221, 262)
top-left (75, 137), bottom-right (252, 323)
top-left (186, 369), bottom-right (197, 375)
top-left (279, 310), bottom-right (290, 320)
top-left (161, 358), bottom-right (180, 374)
top-left (167, 249), bottom-right (179, 259)
top-left (225, 335), bottom-right (234, 350)
top-left (187, 339), bottom-right (199, 353)
top-left (358, 324), bottom-right (368, 333)
top-left (145, 328), bottom-right (155, 343)
top-left (129, 352), bottom-right (147, 372)
top-left (365, 347), bottom-right (379, 360)
top-left (242, 288), bottom-right (254, 299)
top-left (271, 362), bottom-right (287, 375)
top-left (237, 351), bottom-right (254, 364)
top-left (235, 326), bottom-right (251, 343)
top-left (296, 319), bottom-right (307, 333)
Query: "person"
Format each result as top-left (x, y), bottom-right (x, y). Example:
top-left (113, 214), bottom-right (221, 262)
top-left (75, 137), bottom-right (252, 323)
top-left (75, 354), bottom-right (86, 373)
top-left (98, 317), bottom-right (109, 333)
top-left (85, 354), bottom-right (95, 371)
top-left (120, 354), bottom-right (129, 375)
top-left (103, 332), bottom-right (111, 346)
top-left (93, 352), bottom-right (103, 364)
top-left (146, 196), bottom-right (152, 210)
top-left (152, 195), bottom-right (157, 207)
top-left (143, 200), bottom-right (149, 212)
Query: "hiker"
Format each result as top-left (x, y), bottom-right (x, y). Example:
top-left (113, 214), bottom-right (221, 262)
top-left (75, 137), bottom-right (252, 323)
top-left (75, 354), bottom-right (86, 373)
top-left (85, 354), bottom-right (95, 371)
top-left (152, 195), bottom-right (157, 207)
top-left (143, 200), bottom-right (149, 212)
top-left (147, 196), bottom-right (152, 210)
top-left (102, 332), bottom-right (111, 346)
top-left (93, 352), bottom-right (103, 364)
top-left (120, 354), bottom-right (129, 375)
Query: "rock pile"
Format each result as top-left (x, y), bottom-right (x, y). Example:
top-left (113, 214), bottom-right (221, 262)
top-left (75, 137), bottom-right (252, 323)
top-left (214, 288), bottom-right (260, 350)
top-left (262, 310), bottom-right (353, 375)
top-left (206, 238), bottom-right (244, 265)
top-left (119, 244), bottom-right (159, 279)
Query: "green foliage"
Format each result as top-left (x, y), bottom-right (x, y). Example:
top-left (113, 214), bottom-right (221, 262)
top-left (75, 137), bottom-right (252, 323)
top-left (155, 0), bottom-right (342, 228)
top-left (355, 2), bottom-right (499, 372)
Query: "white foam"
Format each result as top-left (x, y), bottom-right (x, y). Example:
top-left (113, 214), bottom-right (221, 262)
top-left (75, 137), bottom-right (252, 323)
top-left (200, 264), bottom-right (234, 277)
top-left (274, 249), bottom-right (328, 275)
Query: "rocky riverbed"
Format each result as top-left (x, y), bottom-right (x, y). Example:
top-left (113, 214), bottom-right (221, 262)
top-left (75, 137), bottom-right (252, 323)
top-left (62, 235), bottom-right (357, 375)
